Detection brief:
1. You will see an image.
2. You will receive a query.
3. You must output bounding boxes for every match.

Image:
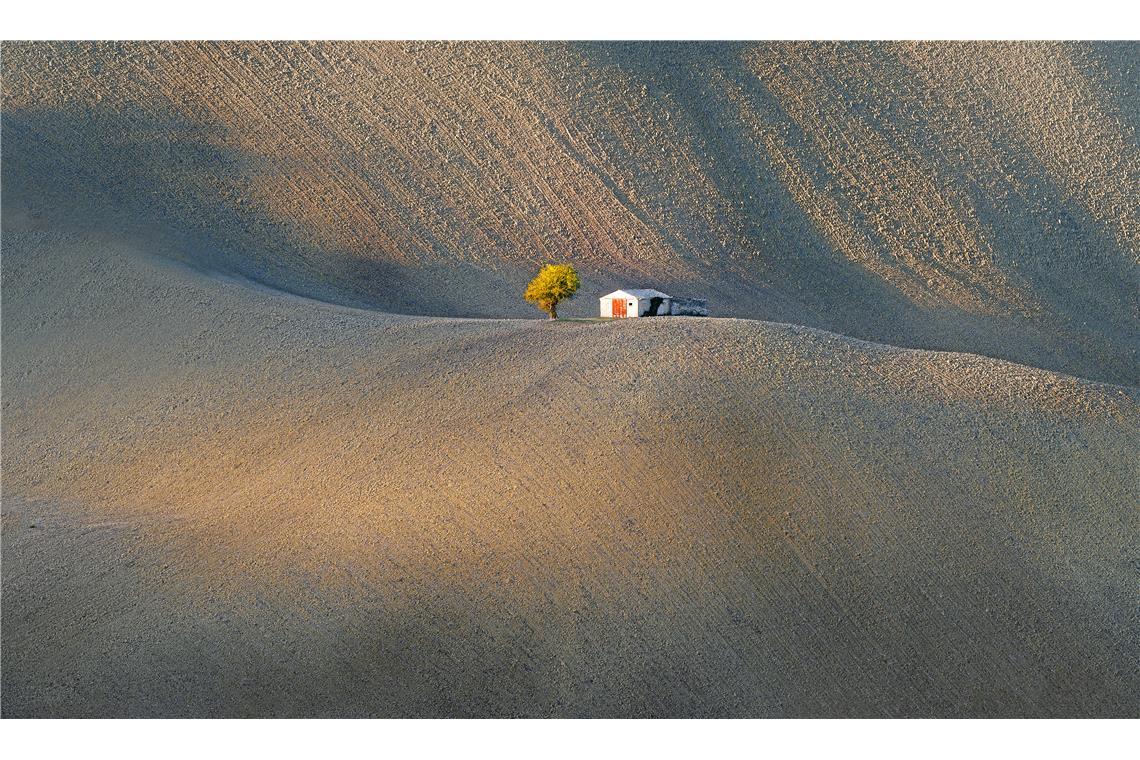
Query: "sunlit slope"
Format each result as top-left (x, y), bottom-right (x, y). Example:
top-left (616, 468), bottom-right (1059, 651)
top-left (3, 229), bottom-right (1136, 717)
top-left (3, 41), bottom-right (1138, 383)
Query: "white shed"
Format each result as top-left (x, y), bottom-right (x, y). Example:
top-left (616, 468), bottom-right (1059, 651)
top-left (599, 289), bottom-right (672, 318)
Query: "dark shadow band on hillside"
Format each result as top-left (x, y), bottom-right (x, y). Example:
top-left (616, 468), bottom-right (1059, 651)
top-left (0, 104), bottom-right (539, 319)
top-left (568, 42), bottom-right (1140, 386)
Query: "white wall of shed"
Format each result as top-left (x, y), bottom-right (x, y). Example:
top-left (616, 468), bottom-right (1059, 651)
top-left (600, 296), bottom-right (641, 318)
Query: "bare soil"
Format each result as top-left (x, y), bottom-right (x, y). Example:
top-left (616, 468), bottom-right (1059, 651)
top-left (1, 42), bottom-right (1137, 717)
top-left (2, 227), bottom-right (1136, 717)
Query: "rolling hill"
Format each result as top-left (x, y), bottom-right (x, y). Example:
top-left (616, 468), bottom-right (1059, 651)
top-left (3, 41), bottom-right (1137, 383)
top-left (2, 41), bottom-right (1138, 717)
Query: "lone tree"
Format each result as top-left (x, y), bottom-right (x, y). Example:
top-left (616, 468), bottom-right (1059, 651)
top-left (524, 263), bottom-right (580, 319)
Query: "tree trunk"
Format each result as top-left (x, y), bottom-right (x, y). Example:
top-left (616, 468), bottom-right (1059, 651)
top-left (548, 304), bottom-right (558, 320)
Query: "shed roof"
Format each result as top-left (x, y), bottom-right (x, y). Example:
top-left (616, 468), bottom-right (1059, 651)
top-left (600, 288), bottom-right (672, 300)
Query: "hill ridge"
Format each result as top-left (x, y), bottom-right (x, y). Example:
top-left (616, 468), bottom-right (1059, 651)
top-left (4, 41), bottom-right (1138, 383)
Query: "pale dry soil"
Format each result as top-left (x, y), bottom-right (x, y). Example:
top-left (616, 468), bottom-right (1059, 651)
top-left (2, 40), bottom-right (1138, 717)
top-left (4, 41), bottom-right (1138, 384)
top-left (2, 229), bottom-right (1137, 717)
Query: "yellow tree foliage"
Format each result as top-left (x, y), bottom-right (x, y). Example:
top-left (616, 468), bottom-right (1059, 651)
top-left (524, 263), bottom-right (580, 319)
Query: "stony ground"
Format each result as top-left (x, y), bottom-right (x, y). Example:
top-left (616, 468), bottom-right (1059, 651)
top-left (2, 225), bottom-right (1136, 717)
top-left (1, 42), bottom-right (1138, 717)
top-left (3, 42), bottom-right (1137, 383)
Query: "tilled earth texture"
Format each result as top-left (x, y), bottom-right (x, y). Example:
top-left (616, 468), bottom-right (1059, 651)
top-left (2, 42), bottom-right (1138, 717)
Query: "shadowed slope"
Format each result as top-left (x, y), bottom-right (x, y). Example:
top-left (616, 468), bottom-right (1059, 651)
top-left (3, 228), bottom-right (1136, 717)
top-left (3, 41), bottom-right (1137, 382)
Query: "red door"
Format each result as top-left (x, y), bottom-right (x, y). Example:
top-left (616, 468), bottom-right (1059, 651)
top-left (612, 298), bottom-right (627, 318)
